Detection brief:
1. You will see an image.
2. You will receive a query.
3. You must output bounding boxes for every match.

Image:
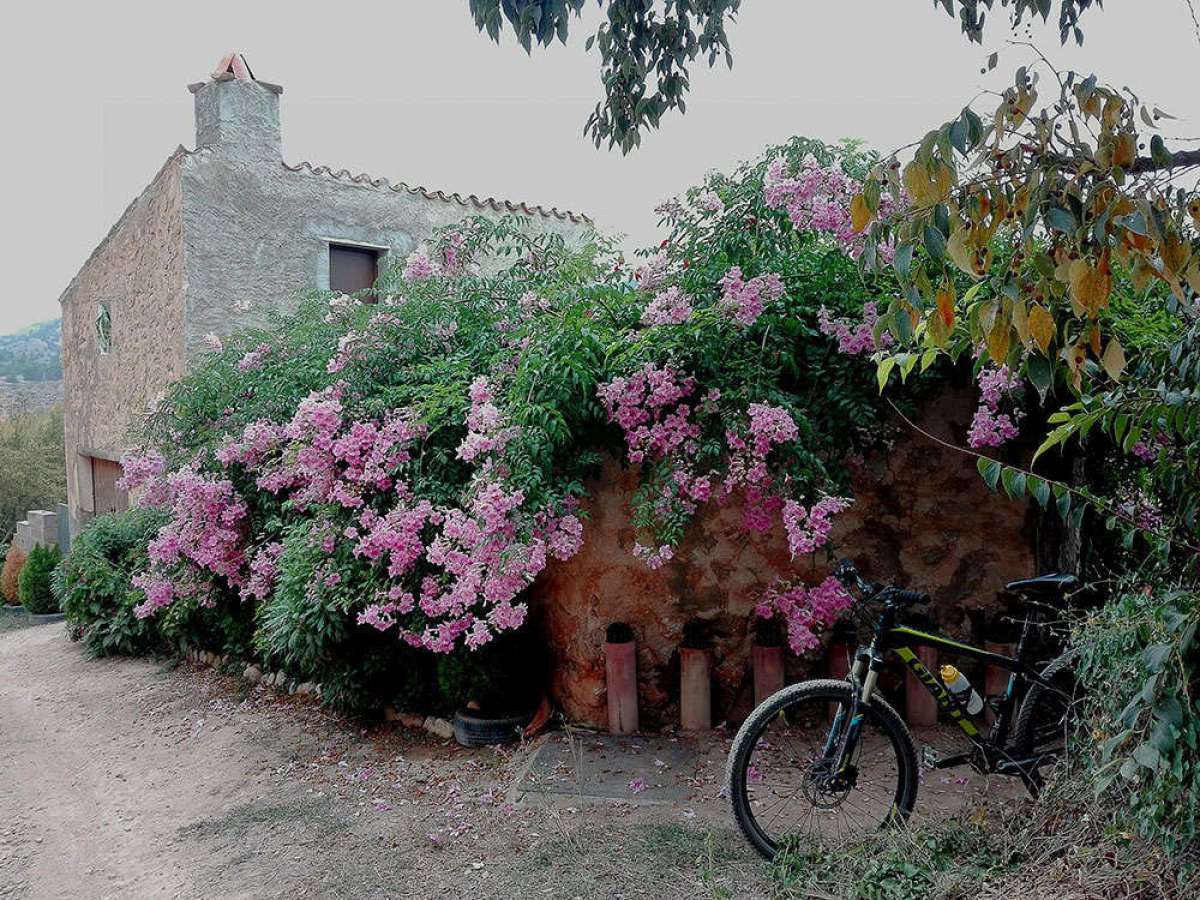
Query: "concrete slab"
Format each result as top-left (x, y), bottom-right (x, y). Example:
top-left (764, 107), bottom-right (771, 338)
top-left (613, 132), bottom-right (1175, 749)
top-left (514, 731), bottom-right (725, 805)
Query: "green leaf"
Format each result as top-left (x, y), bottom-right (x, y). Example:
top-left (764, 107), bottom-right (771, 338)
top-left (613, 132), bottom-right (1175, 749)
top-left (977, 457), bottom-right (1002, 491)
top-left (923, 224), bottom-right (946, 263)
top-left (876, 357), bottom-right (896, 394)
top-left (1046, 206), bottom-right (1078, 233)
top-left (1001, 467), bottom-right (1026, 499)
top-left (1027, 355), bottom-right (1052, 401)
top-left (1028, 475), bottom-right (1051, 508)
top-left (1141, 643), bottom-right (1173, 673)
top-left (1133, 742), bottom-right (1161, 771)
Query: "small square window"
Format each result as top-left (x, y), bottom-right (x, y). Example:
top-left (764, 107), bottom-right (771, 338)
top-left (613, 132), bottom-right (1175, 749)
top-left (329, 244), bottom-right (380, 298)
top-left (95, 302), bottom-right (112, 354)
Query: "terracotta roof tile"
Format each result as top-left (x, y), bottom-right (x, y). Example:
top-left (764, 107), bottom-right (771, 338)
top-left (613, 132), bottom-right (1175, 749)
top-left (281, 160), bottom-right (590, 224)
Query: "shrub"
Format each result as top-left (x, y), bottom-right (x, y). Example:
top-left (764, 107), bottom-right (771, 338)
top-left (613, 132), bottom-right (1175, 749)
top-left (1076, 581), bottom-right (1200, 855)
top-left (1, 544), bottom-right (25, 604)
top-left (56, 509), bottom-right (168, 656)
top-left (18, 544), bottom-right (60, 614)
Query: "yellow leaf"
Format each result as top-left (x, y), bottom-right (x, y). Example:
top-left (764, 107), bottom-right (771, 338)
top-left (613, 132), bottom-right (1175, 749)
top-left (1101, 337), bottom-right (1126, 382)
top-left (1012, 298), bottom-right (1030, 347)
top-left (946, 227), bottom-right (977, 277)
top-left (1069, 259), bottom-right (1112, 318)
top-left (986, 317), bottom-right (1011, 364)
top-left (1029, 304), bottom-right (1056, 353)
top-left (850, 194), bottom-right (871, 234)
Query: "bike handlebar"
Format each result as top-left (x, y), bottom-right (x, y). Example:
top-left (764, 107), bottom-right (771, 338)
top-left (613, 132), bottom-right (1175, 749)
top-left (835, 558), bottom-right (929, 607)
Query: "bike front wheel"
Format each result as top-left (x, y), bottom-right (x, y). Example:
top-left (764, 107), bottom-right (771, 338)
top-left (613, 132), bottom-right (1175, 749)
top-left (726, 679), bottom-right (919, 860)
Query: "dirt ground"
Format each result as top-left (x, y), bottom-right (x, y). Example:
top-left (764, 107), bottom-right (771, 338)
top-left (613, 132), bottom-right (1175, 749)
top-left (0, 621), bottom-right (1021, 899)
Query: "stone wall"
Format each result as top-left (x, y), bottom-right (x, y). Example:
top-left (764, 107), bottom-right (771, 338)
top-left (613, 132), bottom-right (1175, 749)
top-left (0, 381), bottom-right (63, 420)
top-left (531, 387), bottom-right (1037, 729)
top-left (58, 153), bottom-right (188, 535)
top-left (179, 78), bottom-right (590, 362)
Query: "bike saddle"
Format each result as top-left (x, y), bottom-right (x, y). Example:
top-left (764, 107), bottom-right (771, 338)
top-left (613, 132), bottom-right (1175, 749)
top-left (1004, 573), bottom-right (1079, 596)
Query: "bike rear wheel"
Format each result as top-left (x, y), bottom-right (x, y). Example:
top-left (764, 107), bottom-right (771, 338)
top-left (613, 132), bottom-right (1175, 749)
top-left (1011, 649), bottom-right (1080, 793)
top-left (726, 679), bottom-right (919, 860)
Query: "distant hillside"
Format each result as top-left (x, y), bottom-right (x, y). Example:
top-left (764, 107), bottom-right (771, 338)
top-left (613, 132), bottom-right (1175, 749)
top-left (0, 320), bottom-right (61, 382)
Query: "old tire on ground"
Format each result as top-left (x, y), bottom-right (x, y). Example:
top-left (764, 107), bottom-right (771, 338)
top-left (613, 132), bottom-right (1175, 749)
top-left (452, 709), bottom-right (533, 747)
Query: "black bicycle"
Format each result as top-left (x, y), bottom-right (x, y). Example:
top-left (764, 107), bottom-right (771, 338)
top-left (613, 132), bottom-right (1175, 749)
top-left (726, 558), bottom-right (1080, 860)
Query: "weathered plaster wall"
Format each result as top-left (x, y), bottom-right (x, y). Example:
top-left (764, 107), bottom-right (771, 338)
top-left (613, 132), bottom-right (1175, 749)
top-left (58, 154), bottom-right (187, 534)
top-left (179, 79), bottom-right (590, 360)
top-left (532, 387), bottom-right (1037, 729)
top-left (0, 381), bottom-right (63, 420)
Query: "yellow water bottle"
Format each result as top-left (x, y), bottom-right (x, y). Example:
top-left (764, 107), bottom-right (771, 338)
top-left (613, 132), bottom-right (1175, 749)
top-left (940, 664), bottom-right (984, 715)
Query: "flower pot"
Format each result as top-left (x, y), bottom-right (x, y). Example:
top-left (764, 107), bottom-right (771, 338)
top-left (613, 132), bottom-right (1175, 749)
top-left (604, 638), bottom-right (639, 734)
top-left (752, 644), bottom-right (785, 706)
top-left (679, 647), bottom-right (712, 731)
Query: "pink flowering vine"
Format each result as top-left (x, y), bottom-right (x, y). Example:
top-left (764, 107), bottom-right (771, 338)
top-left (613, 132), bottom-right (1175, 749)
top-left (817, 303), bottom-right (889, 356)
top-left (763, 154), bottom-right (899, 260)
top-left (755, 576), bottom-right (853, 654)
top-left (782, 496), bottom-right (852, 557)
top-left (641, 287), bottom-right (694, 326)
top-left (402, 249), bottom-right (438, 282)
top-left (967, 365), bottom-right (1023, 449)
top-left (719, 267), bottom-right (785, 326)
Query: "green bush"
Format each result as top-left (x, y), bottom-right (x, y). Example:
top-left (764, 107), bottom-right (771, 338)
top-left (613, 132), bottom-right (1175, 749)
top-left (19, 544), bottom-right (60, 614)
top-left (55, 509), bottom-right (168, 656)
top-left (1076, 581), bottom-right (1200, 854)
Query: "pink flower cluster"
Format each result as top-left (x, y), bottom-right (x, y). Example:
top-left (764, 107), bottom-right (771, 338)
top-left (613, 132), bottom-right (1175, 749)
top-left (782, 496), bottom-right (852, 557)
top-left (722, 404), bottom-right (800, 522)
top-left (441, 230), bottom-right (468, 276)
top-left (634, 252), bottom-right (669, 293)
top-left (597, 364), bottom-right (701, 467)
top-left (763, 155), bottom-right (898, 260)
top-left (457, 377), bottom-right (511, 463)
top-left (118, 448), bottom-right (171, 509)
top-left (1131, 432), bottom-right (1169, 463)
top-left (817, 302), bottom-right (888, 356)
top-left (402, 249), bottom-right (438, 282)
top-left (641, 287), bottom-right (693, 326)
top-left (131, 467), bottom-right (250, 618)
top-left (967, 365), bottom-right (1023, 449)
top-left (220, 387), bottom-right (426, 511)
top-left (241, 542), bottom-right (284, 603)
top-left (695, 190), bottom-right (725, 214)
top-left (755, 576), bottom-right (853, 654)
top-left (237, 343), bottom-right (272, 372)
top-left (719, 267), bottom-right (785, 326)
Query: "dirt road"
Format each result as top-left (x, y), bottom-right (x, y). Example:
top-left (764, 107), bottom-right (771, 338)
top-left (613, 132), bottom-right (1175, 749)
top-left (0, 624), bottom-right (769, 899)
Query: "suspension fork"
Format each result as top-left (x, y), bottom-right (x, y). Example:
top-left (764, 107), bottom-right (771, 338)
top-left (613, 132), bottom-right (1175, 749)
top-left (825, 646), bottom-right (883, 773)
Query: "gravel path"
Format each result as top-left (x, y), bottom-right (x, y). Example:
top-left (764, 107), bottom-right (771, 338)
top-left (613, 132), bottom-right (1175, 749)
top-left (0, 625), bottom-right (769, 899)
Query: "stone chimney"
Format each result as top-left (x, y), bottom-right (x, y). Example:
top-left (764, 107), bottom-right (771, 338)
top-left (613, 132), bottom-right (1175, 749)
top-left (188, 53), bottom-right (283, 163)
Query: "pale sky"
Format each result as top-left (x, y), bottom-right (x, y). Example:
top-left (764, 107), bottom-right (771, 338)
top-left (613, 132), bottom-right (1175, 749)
top-left (1, 0), bottom-right (1196, 334)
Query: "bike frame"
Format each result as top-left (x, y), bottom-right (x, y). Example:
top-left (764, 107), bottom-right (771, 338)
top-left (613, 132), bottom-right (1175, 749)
top-left (829, 600), bottom-right (1067, 786)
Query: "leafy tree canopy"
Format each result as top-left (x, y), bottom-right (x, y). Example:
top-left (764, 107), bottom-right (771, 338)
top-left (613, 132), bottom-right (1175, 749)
top-left (466, 0), bottom-right (1101, 152)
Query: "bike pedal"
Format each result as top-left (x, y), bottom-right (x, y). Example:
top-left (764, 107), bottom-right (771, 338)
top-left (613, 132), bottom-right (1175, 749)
top-left (921, 746), bottom-right (940, 769)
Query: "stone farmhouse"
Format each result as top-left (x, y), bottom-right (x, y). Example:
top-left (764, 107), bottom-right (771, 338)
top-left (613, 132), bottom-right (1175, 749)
top-left (58, 53), bottom-right (589, 538)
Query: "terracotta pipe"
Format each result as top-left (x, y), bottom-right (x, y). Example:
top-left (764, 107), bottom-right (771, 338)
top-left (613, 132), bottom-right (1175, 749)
top-left (984, 641), bottom-right (1016, 726)
top-left (604, 637), bottom-right (638, 735)
top-left (905, 645), bottom-right (939, 727)
top-left (679, 647), bottom-right (712, 730)
top-left (752, 644), bottom-right (785, 706)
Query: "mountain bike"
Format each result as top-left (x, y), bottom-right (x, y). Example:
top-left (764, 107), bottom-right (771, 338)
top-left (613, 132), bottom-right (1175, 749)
top-left (726, 558), bottom-right (1080, 860)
